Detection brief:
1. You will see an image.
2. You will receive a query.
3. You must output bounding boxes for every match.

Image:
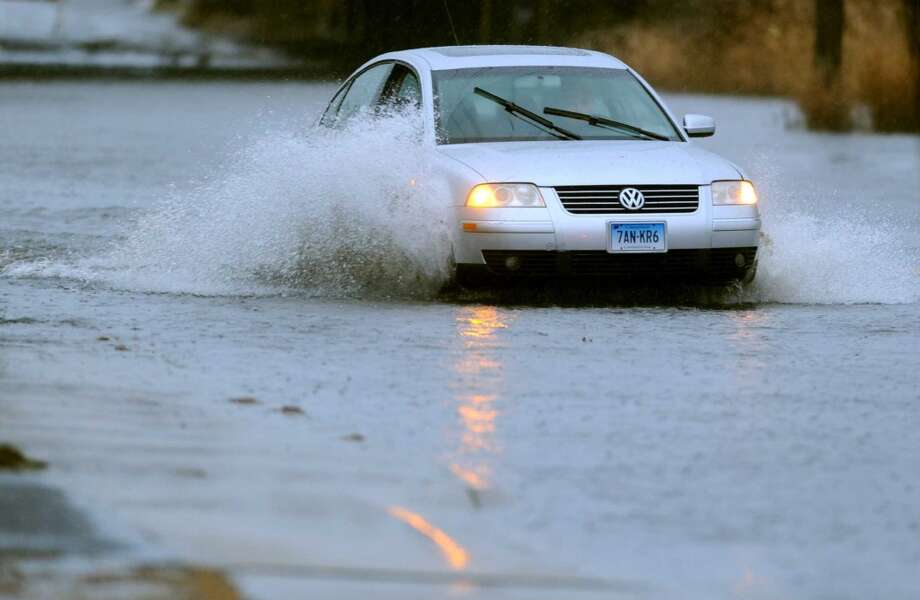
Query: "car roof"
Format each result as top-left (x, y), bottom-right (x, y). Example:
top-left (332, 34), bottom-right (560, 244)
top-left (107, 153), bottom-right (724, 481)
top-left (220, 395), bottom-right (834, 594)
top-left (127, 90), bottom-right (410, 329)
top-left (373, 45), bottom-right (628, 71)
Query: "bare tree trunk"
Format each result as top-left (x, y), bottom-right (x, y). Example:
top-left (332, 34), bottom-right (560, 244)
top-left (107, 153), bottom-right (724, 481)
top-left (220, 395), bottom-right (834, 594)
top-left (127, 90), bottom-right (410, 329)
top-left (906, 0), bottom-right (920, 131)
top-left (814, 0), bottom-right (845, 84)
top-left (803, 0), bottom-right (849, 130)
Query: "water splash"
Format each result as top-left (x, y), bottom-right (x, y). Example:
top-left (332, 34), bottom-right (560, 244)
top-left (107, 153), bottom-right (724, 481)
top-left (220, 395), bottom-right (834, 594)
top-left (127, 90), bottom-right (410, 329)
top-left (745, 209), bottom-right (920, 305)
top-left (5, 111), bottom-right (454, 298)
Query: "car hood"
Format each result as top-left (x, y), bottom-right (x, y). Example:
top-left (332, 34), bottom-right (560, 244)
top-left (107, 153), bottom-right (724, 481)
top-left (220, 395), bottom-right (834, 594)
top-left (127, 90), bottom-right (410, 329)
top-left (436, 140), bottom-right (742, 186)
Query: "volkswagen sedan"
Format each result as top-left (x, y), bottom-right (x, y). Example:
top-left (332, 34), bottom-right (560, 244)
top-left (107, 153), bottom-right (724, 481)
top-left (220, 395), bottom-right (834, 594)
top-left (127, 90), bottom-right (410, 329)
top-left (320, 45), bottom-right (761, 286)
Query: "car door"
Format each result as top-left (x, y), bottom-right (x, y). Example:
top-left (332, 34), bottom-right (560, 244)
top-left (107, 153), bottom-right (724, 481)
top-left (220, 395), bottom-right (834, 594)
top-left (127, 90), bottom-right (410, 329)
top-left (320, 62), bottom-right (394, 127)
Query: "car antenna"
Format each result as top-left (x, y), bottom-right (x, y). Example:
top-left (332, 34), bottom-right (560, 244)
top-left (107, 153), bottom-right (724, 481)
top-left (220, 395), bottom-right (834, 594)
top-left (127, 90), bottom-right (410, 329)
top-left (442, 0), bottom-right (460, 45)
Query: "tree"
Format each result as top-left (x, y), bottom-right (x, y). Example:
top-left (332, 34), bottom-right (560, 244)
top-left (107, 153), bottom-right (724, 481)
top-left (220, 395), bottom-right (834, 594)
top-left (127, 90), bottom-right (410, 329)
top-left (906, 0), bottom-right (920, 130)
top-left (803, 0), bottom-right (848, 130)
top-left (814, 0), bottom-right (845, 84)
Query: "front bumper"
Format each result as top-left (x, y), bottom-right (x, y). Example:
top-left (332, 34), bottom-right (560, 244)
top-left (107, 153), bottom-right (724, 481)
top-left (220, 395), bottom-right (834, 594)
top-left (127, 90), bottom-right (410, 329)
top-left (454, 185), bottom-right (760, 279)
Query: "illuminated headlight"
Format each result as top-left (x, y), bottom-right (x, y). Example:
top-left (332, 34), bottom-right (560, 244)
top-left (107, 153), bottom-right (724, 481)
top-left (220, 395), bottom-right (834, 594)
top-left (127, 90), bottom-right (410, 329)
top-left (711, 180), bottom-right (758, 205)
top-left (466, 183), bottom-right (545, 208)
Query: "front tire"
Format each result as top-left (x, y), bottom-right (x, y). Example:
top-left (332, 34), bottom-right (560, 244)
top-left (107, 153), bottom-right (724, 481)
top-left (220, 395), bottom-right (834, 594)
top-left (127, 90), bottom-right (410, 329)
top-left (741, 261), bottom-right (758, 284)
top-left (455, 264), bottom-right (493, 289)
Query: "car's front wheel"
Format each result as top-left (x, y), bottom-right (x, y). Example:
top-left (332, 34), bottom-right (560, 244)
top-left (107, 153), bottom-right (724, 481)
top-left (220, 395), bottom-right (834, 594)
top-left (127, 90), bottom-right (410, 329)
top-left (741, 261), bottom-right (758, 284)
top-left (454, 264), bottom-right (493, 289)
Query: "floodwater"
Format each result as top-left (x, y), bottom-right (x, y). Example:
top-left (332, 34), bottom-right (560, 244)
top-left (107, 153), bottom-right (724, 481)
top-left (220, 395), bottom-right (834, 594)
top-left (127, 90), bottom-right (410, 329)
top-left (1, 81), bottom-right (919, 600)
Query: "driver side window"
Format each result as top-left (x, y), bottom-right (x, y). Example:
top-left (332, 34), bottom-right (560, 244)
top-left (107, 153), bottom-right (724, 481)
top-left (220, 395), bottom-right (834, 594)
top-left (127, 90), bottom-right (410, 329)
top-left (321, 62), bottom-right (393, 127)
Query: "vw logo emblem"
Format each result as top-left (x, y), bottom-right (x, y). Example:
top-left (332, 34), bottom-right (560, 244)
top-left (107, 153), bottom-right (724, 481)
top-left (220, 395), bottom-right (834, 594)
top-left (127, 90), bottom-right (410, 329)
top-left (619, 188), bottom-right (645, 210)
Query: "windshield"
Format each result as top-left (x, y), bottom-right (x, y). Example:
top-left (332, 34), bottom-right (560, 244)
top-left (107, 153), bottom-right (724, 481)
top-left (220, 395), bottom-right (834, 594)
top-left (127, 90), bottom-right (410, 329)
top-left (433, 66), bottom-right (682, 144)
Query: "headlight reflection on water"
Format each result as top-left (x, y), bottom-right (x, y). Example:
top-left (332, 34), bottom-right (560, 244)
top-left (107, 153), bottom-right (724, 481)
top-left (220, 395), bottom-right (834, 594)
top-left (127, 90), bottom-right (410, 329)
top-left (450, 306), bottom-right (510, 492)
top-left (382, 306), bottom-right (511, 573)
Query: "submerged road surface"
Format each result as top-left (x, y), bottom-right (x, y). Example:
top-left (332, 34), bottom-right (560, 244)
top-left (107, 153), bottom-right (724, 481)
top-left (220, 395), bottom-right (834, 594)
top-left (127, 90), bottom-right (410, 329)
top-left (1, 82), bottom-right (919, 599)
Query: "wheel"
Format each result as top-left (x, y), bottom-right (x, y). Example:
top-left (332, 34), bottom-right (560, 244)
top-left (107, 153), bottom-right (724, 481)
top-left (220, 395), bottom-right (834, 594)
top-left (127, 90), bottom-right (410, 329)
top-left (741, 261), bottom-right (758, 284)
top-left (455, 264), bottom-right (493, 289)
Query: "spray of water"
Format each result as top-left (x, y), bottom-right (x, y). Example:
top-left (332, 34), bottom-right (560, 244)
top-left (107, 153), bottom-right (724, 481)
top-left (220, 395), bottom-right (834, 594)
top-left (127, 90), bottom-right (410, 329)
top-left (8, 111), bottom-right (454, 298)
top-left (745, 208), bottom-right (919, 305)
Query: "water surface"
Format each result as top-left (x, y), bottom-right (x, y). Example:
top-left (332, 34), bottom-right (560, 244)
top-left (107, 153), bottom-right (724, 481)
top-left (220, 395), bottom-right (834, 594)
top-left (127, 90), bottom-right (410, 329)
top-left (1, 81), bottom-right (919, 600)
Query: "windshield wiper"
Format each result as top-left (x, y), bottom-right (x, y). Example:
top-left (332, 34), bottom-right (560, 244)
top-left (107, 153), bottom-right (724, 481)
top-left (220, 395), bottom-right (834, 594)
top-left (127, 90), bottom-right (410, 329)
top-left (474, 87), bottom-right (581, 141)
top-left (543, 106), bottom-right (670, 141)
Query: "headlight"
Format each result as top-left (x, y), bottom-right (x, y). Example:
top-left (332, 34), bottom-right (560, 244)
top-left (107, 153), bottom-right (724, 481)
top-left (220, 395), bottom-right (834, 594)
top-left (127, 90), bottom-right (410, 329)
top-left (711, 180), bottom-right (758, 205)
top-left (466, 183), bottom-right (545, 207)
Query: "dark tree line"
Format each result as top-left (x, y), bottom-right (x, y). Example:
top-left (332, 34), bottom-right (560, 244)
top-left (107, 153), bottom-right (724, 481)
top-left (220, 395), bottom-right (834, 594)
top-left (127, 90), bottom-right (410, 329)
top-left (176, 0), bottom-right (919, 129)
top-left (179, 0), bottom-right (686, 68)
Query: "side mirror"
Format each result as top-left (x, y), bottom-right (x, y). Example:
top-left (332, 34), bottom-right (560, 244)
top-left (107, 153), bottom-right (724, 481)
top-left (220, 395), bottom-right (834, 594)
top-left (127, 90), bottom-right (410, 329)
top-left (683, 114), bottom-right (715, 137)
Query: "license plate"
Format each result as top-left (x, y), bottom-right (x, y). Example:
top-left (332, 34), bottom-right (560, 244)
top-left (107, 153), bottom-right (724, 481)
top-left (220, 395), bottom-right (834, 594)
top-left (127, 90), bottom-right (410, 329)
top-left (609, 222), bottom-right (667, 253)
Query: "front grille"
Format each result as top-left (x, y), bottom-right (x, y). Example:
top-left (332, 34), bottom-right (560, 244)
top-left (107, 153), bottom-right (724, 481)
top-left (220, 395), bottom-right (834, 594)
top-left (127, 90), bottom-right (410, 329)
top-left (482, 248), bottom-right (756, 281)
top-left (555, 184), bottom-right (699, 214)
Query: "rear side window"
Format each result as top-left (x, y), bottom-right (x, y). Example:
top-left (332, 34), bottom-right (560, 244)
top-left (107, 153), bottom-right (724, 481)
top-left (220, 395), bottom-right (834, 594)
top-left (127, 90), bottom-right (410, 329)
top-left (323, 62), bottom-right (394, 126)
top-left (383, 65), bottom-right (422, 109)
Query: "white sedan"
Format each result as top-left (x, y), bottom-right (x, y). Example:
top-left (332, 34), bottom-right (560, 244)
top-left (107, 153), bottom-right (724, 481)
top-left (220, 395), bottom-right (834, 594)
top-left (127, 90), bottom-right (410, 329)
top-left (320, 45), bottom-right (761, 286)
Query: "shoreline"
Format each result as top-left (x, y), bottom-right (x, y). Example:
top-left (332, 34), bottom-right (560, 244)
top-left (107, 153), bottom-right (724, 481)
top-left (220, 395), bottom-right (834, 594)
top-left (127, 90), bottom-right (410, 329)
top-left (0, 64), bottom-right (333, 81)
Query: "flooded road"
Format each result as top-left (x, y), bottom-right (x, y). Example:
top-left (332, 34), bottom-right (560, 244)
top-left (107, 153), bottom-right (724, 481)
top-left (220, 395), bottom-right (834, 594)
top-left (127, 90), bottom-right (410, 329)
top-left (1, 81), bottom-right (919, 599)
